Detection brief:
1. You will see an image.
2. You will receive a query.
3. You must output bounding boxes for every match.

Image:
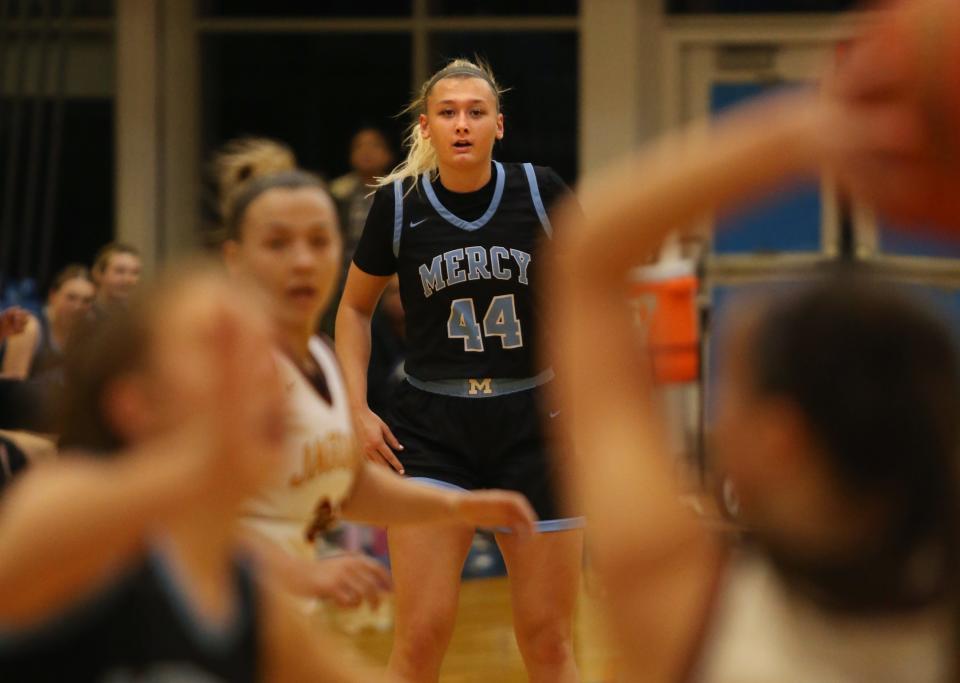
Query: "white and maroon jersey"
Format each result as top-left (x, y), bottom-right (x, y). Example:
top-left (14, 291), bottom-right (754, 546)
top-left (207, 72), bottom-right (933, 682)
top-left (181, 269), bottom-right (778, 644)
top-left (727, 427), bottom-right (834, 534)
top-left (242, 336), bottom-right (359, 552)
top-left (694, 554), bottom-right (950, 683)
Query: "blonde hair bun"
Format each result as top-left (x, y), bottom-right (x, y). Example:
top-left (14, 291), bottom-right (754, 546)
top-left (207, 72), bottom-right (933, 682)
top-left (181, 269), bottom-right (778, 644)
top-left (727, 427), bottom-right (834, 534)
top-left (212, 137), bottom-right (297, 221)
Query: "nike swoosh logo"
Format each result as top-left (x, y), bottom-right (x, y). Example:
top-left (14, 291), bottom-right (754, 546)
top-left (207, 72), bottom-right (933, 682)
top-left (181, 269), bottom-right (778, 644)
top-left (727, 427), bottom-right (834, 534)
top-left (409, 218), bottom-right (428, 228)
top-left (549, 410), bottom-right (561, 419)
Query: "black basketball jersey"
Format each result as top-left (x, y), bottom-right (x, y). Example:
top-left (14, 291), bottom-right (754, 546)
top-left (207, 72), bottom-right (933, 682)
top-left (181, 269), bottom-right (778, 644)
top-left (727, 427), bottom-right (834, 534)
top-left (352, 161), bottom-right (571, 381)
top-left (0, 549), bottom-right (259, 682)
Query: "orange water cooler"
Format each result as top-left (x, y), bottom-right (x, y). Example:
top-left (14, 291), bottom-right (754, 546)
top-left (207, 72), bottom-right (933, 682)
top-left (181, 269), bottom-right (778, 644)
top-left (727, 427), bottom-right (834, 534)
top-left (628, 261), bottom-right (700, 384)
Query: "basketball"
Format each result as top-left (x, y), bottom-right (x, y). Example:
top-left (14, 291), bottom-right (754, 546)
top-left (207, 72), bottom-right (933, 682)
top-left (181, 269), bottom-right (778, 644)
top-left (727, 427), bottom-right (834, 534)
top-left (834, 0), bottom-right (960, 230)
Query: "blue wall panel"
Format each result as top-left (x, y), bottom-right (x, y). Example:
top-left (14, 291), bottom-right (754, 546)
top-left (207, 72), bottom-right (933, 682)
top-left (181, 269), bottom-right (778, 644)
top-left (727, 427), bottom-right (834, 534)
top-left (877, 220), bottom-right (960, 259)
top-left (704, 280), bottom-right (960, 425)
top-left (710, 83), bottom-right (822, 254)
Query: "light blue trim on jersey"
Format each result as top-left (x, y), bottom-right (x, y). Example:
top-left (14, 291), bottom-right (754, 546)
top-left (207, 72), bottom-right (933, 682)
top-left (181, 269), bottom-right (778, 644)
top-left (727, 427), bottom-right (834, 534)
top-left (392, 179), bottom-right (404, 258)
top-left (522, 162), bottom-right (553, 239)
top-left (408, 476), bottom-right (469, 492)
top-left (495, 517), bottom-right (586, 534)
top-left (408, 478), bottom-right (586, 534)
top-left (404, 367), bottom-right (554, 398)
top-left (422, 160), bottom-right (505, 232)
top-left (538, 517), bottom-right (585, 532)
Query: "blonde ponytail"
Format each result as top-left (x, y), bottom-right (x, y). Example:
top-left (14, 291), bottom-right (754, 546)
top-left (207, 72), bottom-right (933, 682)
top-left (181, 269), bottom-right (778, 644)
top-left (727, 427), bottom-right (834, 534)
top-left (212, 137), bottom-right (297, 223)
top-left (375, 58), bottom-right (504, 192)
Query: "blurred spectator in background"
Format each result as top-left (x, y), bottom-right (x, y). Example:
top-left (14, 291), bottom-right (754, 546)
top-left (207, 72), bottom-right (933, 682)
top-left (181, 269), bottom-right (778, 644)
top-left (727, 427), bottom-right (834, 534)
top-left (330, 126), bottom-right (396, 269)
top-left (322, 127), bottom-right (396, 338)
top-left (90, 243), bottom-right (142, 319)
top-left (1, 265), bottom-right (95, 382)
top-left (0, 307), bottom-right (54, 490)
top-left (0, 309), bottom-right (38, 432)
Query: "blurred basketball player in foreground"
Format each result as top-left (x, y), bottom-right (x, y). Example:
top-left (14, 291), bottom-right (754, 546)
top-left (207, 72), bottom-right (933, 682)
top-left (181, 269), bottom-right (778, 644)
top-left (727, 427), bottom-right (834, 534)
top-left (0, 268), bottom-right (405, 681)
top-left (548, 2), bottom-right (960, 680)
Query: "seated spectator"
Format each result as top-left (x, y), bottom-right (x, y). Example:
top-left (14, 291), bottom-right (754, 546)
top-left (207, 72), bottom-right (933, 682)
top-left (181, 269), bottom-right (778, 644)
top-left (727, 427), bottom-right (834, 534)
top-left (90, 243), bottom-right (142, 319)
top-left (1, 265), bottom-right (95, 381)
top-left (0, 307), bottom-right (50, 433)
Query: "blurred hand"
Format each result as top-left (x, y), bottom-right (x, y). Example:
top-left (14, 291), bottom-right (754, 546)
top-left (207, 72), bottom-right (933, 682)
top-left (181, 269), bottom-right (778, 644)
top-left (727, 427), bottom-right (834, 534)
top-left (453, 490), bottom-right (538, 537)
top-left (311, 553), bottom-right (392, 608)
top-left (0, 307), bottom-right (29, 342)
top-left (816, 10), bottom-right (960, 228)
top-left (352, 407), bottom-right (404, 474)
top-left (202, 297), bottom-right (286, 494)
top-left (146, 273), bottom-right (285, 502)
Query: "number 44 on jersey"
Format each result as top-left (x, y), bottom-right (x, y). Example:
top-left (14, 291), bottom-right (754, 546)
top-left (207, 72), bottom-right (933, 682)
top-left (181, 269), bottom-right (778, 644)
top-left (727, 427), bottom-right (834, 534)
top-left (448, 295), bottom-right (523, 352)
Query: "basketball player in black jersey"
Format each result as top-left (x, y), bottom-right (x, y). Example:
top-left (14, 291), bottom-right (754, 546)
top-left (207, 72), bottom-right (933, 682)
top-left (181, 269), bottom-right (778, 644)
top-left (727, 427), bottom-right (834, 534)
top-left (337, 59), bottom-right (583, 683)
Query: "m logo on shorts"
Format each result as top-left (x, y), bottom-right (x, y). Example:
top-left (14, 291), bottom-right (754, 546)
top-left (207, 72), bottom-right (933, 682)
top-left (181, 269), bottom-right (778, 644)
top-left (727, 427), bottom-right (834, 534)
top-left (468, 378), bottom-right (493, 395)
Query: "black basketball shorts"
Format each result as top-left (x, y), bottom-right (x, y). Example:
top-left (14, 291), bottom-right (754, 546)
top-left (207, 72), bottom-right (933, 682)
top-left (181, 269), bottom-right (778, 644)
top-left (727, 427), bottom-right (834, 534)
top-left (387, 379), bottom-right (582, 531)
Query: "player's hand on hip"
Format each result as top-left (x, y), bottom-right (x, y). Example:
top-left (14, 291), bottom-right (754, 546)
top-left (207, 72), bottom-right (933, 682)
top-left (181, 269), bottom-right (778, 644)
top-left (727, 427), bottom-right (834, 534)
top-left (454, 490), bottom-right (538, 537)
top-left (312, 553), bottom-right (392, 608)
top-left (353, 407), bottom-right (405, 474)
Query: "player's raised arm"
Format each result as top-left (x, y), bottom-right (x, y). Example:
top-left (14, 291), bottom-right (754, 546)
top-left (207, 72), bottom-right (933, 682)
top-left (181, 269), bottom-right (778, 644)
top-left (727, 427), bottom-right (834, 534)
top-left (0, 439), bottom-right (208, 623)
top-left (548, 90), bottom-right (835, 681)
top-left (564, 92), bottom-right (827, 281)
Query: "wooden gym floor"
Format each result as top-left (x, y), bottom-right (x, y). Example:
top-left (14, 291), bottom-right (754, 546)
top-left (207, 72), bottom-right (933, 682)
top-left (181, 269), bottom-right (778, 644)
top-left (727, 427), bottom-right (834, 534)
top-left (349, 576), bottom-right (614, 682)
